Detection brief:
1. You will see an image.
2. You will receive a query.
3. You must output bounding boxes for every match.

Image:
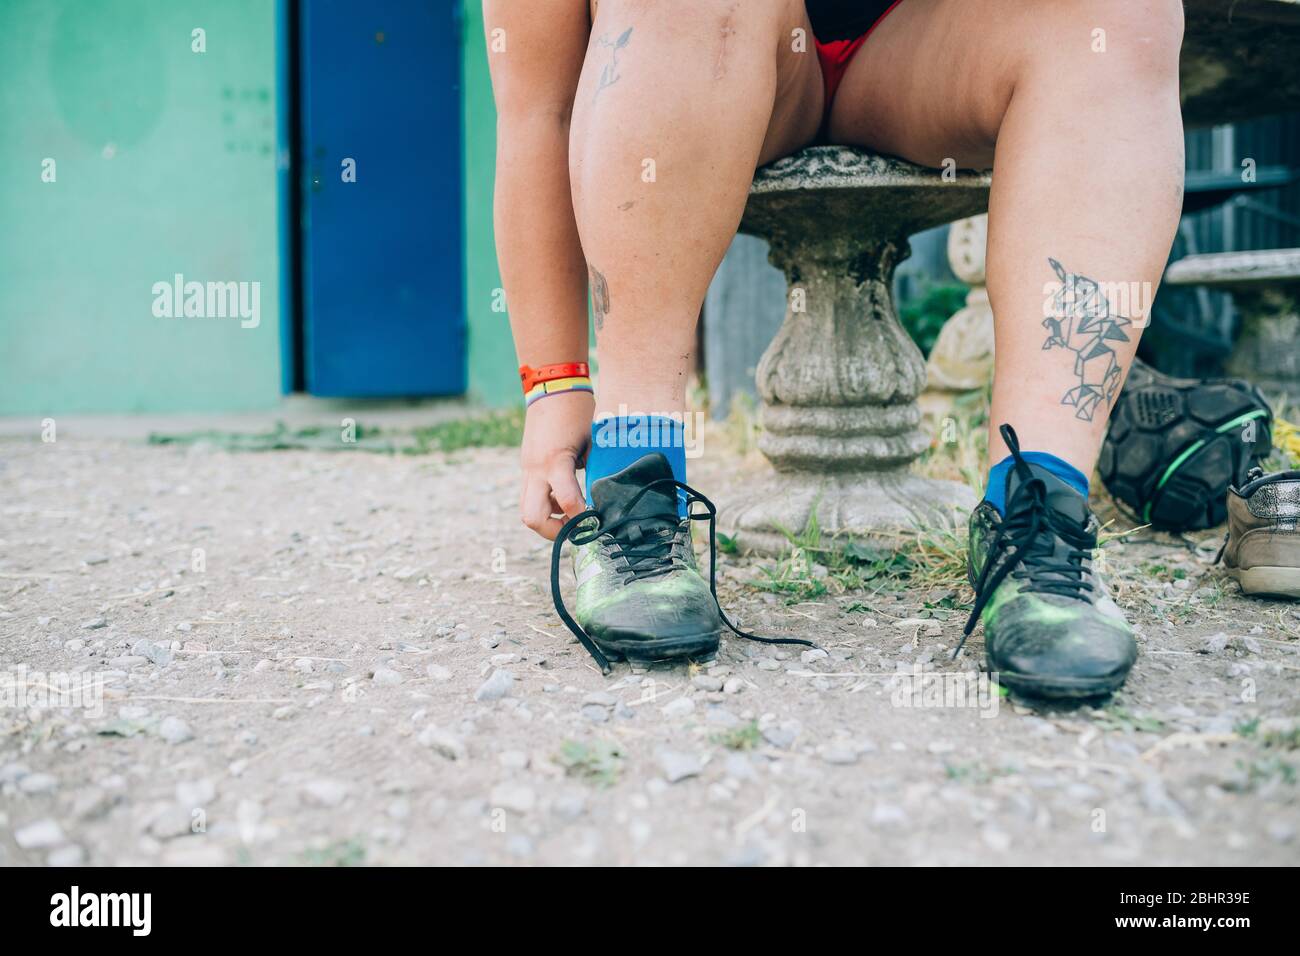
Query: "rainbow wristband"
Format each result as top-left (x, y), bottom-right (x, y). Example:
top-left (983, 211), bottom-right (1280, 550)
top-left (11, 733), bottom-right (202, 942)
top-left (524, 375), bottom-right (593, 407)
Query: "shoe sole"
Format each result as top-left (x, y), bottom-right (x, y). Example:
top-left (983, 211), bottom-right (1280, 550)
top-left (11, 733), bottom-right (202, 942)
top-left (992, 665), bottom-right (1132, 701)
top-left (593, 631), bottom-right (721, 665)
top-left (1229, 566), bottom-right (1300, 600)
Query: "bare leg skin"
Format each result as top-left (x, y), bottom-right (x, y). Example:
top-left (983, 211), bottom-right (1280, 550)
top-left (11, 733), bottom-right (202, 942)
top-left (830, 0), bottom-right (1185, 474)
top-left (569, 0), bottom-right (823, 421)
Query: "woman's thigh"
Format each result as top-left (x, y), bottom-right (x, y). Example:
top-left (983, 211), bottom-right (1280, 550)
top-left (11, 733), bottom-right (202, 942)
top-left (586, 0), bottom-right (825, 167)
top-left (826, 0), bottom-right (1022, 168)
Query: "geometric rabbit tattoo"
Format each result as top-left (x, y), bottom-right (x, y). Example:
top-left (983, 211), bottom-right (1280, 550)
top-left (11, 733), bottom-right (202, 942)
top-left (1041, 258), bottom-right (1132, 422)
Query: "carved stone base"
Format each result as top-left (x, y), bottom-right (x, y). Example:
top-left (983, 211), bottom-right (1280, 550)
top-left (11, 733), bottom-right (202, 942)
top-left (721, 469), bottom-right (977, 556)
top-left (713, 147), bottom-right (991, 556)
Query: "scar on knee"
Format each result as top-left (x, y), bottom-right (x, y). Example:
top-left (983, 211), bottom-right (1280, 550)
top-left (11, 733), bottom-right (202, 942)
top-left (712, 6), bottom-right (738, 80)
top-left (618, 200), bottom-right (636, 212)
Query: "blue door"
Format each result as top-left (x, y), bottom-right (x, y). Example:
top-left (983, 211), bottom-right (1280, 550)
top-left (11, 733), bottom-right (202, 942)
top-left (299, 0), bottom-right (465, 397)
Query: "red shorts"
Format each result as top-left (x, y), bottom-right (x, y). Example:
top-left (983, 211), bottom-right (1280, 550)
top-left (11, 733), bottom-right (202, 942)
top-left (813, 0), bottom-right (905, 133)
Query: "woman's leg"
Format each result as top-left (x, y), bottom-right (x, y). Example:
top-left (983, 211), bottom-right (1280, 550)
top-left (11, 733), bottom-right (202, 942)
top-left (828, 0), bottom-right (1185, 697)
top-left (569, 0), bottom-right (823, 421)
top-left (830, 0), bottom-right (1185, 473)
top-left (553, 0), bottom-right (825, 667)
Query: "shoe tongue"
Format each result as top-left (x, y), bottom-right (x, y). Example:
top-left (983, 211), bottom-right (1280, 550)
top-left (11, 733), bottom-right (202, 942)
top-left (590, 453), bottom-right (678, 527)
top-left (1005, 461), bottom-right (1089, 526)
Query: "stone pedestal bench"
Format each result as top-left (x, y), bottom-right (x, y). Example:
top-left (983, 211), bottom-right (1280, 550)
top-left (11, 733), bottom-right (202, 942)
top-left (718, 147), bottom-right (991, 555)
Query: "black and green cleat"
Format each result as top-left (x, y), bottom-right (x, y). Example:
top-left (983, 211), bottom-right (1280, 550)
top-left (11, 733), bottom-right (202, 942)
top-left (961, 425), bottom-right (1137, 700)
top-left (550, 453), bottom-right (816, 673)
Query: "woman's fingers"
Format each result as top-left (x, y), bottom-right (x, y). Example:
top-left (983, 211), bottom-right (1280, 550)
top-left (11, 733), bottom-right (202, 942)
top-left (520, 475), bottom-right (564, 541)
top-left (521, 454), bottom-right (586, 542)
top-left (548, 457), bottom-right (587, 520)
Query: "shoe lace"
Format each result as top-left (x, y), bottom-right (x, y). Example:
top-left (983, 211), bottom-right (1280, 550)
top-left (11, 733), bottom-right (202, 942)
top-left (955, 425), bottom-right (1096, 659)
top-left (550, 477), bottom-right (820, 674)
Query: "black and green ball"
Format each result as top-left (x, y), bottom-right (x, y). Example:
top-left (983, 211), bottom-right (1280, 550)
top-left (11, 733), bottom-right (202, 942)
top-left (1099, 360), bottom-right (1273, 530)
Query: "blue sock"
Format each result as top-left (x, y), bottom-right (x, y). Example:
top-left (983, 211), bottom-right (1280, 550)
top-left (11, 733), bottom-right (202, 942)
top-left (984, 451), bottom-right (1089, 515)
top-left (585, 415), bottom-right (688, 516)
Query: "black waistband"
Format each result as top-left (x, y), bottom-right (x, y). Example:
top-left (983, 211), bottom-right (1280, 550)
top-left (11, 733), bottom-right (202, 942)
top-left (805, 0), bottom-right (897, 42)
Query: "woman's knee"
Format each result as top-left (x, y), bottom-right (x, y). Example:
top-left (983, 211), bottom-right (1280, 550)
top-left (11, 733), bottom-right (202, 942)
top-left (1050, 0), bottom-right (1184, 86)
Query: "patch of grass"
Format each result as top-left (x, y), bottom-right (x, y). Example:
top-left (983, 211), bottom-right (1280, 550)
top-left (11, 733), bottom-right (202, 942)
top-left (722, 390), bottom-right (761, 458)
top-left (1261, 726), bottom-right (1300, 751)
top-left (1232, 718), bottom-right (1300, 751)
top-left (1093, 705), bottom-right (1168, 735)
top-left (299, 838), bottom-right (366, 867)
top-left (404, 408), bottom-right (524, 454)
top-left (148, 408), bottom-right (524, 457)
top-left (149, 421), bottom-right (395, 453)
top-left (1269, 411), bottom-right (1300, 470)
top-left (556, 739), bottom-right (624, 788)
top-left (905, 521), bottom-right (971, 591)
top-left (1236, 756), bottom-right (1297, 788)
top-left (712, 720), bottom-right (762, 751)
top-left (746, 507), bottom-right (970, 604)
top-left (1196, 578), bottom-right (1228, 608)
top-left (749, 512), bottom-right (913, 603)
top-left (914, 386), bottom-right (990, 490)
top-left (943, 762), bottom-right (1013, 785)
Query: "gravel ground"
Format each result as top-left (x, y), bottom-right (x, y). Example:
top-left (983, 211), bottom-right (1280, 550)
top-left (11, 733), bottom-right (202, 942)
top-left (1, 434), bottom-right (1298, 866)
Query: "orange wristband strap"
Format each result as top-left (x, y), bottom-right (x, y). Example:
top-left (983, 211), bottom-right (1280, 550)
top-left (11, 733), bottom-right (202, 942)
top-left (519, 362), bottom-right (590, 394)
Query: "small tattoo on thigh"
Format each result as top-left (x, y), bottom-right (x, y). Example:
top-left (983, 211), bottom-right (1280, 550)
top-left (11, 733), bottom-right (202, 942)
top-left (1041, 258), bottom-right (1131, 423)
top-left (594, 27), bottom-right (632, 101)
top-left (589, 265), bottom-right (610, 332)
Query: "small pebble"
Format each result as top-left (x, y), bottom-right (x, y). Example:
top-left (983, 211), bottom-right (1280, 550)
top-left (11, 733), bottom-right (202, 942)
top-left (157, 716), bottom-right (194, 745)
top-left (300, 779), bottom-right (351, 808)
top-left (47, 844), bottom-right (85, 866)
top-left (132, 639), bottom-right (172, 666)
top-left (498, 750), bottom-right (530, 770)
top-left (18, 773), bottom-right (58, 794)
top-left (661, 697), bottom-right (695, 719)
top-left (418, 726), bottom-right (467, 760)
top-left (474, 669), bottom-right (515, 702)
top-left (819, 744), bottom-right (858, 766)
top-left (175, 779), bottom-right (216, 807)
top-left (15, 818), bottom-right (66, 849)
top-left (656, 749), bottom-right (703, 783)
top-left (870, 804), bottom-right (907, 827)
top-left (489, 782), bottom-right (536, 814)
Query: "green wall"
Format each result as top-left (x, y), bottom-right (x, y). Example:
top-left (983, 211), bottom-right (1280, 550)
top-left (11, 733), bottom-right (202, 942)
top-left (461, 1), bottom-right (517, 408)
top-left (0, 0), bottom-right (281, 415)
